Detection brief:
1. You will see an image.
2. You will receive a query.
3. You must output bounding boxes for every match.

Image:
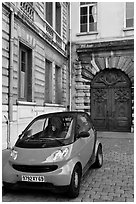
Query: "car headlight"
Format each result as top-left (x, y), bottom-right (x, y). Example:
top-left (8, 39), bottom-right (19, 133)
top-left (10, 149), bottom-right (18, 160)
top-left (46, 148), bottom-right (69, 162)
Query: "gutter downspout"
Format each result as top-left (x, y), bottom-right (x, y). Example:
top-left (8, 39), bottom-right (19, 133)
top-left (69, 2), bottom-right (72, 111)
top-left (8, 9), bottom-right (14, 148)
top-left (4, 115), bottom-right (10, 149)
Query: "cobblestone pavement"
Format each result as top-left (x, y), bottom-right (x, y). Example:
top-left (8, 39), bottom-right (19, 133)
top-left (2, 132), bottom-right (134, 202)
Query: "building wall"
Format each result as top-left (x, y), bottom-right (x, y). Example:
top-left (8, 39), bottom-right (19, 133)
top-left (70, 2), bottom-right (134, 132)
top-left (71, 2), bottom-right (134, 42)
top-left (2, 2), bottom-right (70, 149)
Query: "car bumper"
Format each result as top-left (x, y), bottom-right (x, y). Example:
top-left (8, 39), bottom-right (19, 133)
top-left (3, 160), bottom-right (75, 191)
top-left (3, 181), bottom-right (69, 192)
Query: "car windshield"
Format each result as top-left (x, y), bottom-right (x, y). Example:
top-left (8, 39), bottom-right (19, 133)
top-left (15, 114), bottom-right (75, 148)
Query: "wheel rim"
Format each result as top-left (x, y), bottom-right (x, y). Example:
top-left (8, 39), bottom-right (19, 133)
top-left (74, 171), bottom-right (79, 188)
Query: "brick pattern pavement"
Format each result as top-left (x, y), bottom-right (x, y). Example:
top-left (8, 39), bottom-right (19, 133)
top-left (73, 136), bottom-right (134, 202)
top-left (2, 134), bottom-right (134, 202)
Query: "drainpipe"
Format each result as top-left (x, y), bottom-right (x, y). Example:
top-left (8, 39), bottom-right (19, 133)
top-left (4, 115), bottom-right (10, 149)
top-left (69, 2), bottom-right (72, 111)
top-left (8, 8), bottom-right (14, 148)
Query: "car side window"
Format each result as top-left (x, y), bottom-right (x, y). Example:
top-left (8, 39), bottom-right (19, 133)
top-left (76, 114), bottom-right (91, 138)
top-left (86, 114), bottom-right (93, 130)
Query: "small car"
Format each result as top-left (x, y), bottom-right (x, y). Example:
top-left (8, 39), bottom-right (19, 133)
top-left (3, 111), bottom-right (103, 198)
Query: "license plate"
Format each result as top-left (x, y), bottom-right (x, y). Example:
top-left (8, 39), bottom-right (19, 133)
top-left (22, 175), bottom-right (45, 182)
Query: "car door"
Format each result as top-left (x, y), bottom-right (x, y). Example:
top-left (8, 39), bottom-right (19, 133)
top-left (76, 113), bottom-right (95, 167)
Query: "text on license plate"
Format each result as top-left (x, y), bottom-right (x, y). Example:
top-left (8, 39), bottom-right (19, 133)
top-left (22, 175), bottom-right (45, 182)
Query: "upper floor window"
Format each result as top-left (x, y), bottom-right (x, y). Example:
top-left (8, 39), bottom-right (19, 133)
top-left (126, 2), bottom-right (134, 28)
top-left (45, 2), bottom-right (53, 26)
top-left (19, 43), bottom-right (32, 102)
top-left (56, 2), bottom-right (61, 35)
top-left (45, 2), bottom-right (61, 36)
top-left (80, 2), bottom-right (97, 33)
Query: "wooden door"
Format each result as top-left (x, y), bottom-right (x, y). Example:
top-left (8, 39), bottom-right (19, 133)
top-left (110, 88), bottom-right (131, 132)
top-left (91, 69), bottom-right (131, 132)
top-left (91, 88), bottom-right (109, 130)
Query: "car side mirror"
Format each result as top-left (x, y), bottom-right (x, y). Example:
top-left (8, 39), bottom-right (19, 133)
top-left (18, 134), bottom-right (22, 139)
top-left (78, 131), bottom-right (90, 138)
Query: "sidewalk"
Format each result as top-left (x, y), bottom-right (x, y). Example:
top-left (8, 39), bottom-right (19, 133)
top-left (98, 131), bottom-right (134, 139)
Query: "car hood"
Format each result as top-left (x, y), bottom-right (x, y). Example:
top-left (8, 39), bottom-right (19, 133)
top-left (9, 145), bottom-right (71, 165)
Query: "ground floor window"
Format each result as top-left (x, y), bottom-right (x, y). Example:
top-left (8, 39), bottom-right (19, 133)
top-left (19, 43), bottom-right (32, 102)
top-left (45, 59), bottom-right (52, 103)
top-left (55, 65), bottom-right (62, 104)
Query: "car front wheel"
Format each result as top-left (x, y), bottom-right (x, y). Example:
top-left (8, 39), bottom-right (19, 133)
top-left (67, 165), bottom-right (81, 198)
top-left (94, 145), bottom-right (103, 168)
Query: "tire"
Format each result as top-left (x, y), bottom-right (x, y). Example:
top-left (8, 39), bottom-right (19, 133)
top-left (94, 145), bottom-right (103, 168)
top-left (67, 165), bottom-right (82, 198)
top-left (2, 182), bottom-right (12, 193)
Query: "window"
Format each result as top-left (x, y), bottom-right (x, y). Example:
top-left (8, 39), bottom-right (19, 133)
top-left (80, 2), bottom-right (97, 33)
top-left (19, 43), bottom-right (32, 101)
top-left (56, 2), bottom-right (61, 35)
top-left (76, 114), bottom-right (92, 135)
top-left (45, 59), bottom-right (52, 103)
top-left (55, 65), bottom-right (61, 104)
top-left (45, 2), bottom-right (61, 36)
top-left (45, 2), bottom-right (53, 26)
top-left (126, 2), bottom-right (134, 28)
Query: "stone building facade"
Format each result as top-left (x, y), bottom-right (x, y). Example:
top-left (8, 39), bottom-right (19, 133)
top-left (70, 2), bottom-right (134, 132)
top-left (2, 2), bottom-right (70, 149)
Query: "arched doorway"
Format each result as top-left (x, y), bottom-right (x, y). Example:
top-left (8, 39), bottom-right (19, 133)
top-left (91, 69), bottom-right (131, 132)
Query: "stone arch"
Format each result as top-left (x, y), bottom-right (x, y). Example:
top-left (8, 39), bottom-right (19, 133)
top-left (91, 68), bottom-right (132, 88)
top-left (91, 55), bottom-right (134, 85)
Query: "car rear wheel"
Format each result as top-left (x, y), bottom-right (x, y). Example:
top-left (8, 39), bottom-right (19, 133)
top-left (94, 145), bottom-right (103, 168)
top-left (67, 165), bottom-right (81, 198)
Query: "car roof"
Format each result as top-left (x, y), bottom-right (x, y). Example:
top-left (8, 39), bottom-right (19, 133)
top-left (35, 111), bottom-right (89, 119)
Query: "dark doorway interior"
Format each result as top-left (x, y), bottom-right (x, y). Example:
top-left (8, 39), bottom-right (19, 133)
top-left (91, 69), bottom-right (131, 132)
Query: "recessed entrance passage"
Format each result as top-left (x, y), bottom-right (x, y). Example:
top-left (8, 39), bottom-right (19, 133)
top-left (91, 69), bottom-right (131, 132)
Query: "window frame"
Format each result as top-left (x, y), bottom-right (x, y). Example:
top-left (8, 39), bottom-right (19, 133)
top-left (80, 2), bottom-right (97, 33)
